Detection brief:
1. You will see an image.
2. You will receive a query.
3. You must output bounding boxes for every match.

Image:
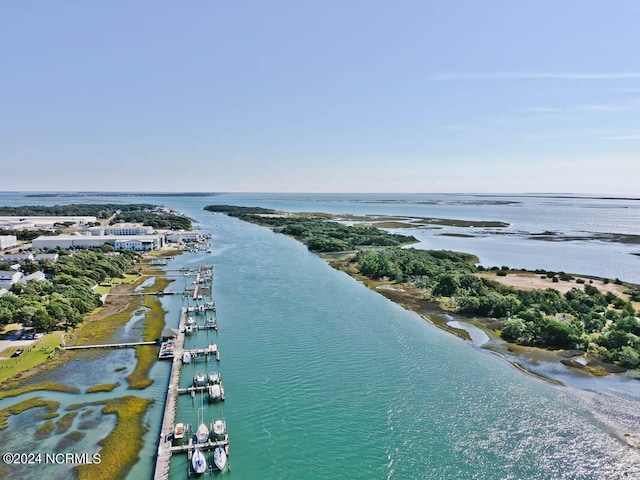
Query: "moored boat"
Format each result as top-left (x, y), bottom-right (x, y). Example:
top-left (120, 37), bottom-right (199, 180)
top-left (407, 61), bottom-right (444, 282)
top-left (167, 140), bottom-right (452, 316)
top-left (196, 421), bottom-right (210, 443)
top-left (182, 351), bottom-right (191, 364)
top-left (174, 422), bottom-right (185, 440)
top-left (192, 447), bottom-right (207, 474)
top-left (213, 445), bottom-right (227, 471)
top-left (212, 419), bottom-right (226, 439)
top-left (207, 371), bottom-right (221, 385)
top-left (208, 384), bottom-right (222, 402)
top-left (194, 371), bottom-right (207, 386)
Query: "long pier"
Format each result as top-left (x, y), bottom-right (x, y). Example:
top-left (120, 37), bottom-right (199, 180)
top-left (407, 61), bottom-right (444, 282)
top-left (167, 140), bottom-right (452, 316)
top-left (64, 341), bottom-right (157, 350)
top-left (154, 259), bottom-right (227, 479)
top-left (154, 308), bottom-right (188, 480)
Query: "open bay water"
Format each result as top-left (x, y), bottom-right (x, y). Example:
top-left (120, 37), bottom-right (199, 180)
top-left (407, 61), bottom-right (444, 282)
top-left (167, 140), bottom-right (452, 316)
top-left (1, 192), bottom-right (640, 479)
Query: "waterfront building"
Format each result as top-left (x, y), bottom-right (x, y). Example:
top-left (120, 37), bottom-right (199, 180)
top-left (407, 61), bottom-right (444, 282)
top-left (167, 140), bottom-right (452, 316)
top-left (165, 231), bottom-right (200, 243)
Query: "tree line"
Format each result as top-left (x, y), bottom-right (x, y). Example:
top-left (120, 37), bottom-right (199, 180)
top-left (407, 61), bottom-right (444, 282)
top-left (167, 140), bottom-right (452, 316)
top-left (0, 247), bottom-right (139, 333)
top-left (204, 205), bottom-right (418, 251)
top-left (355, 248), bottom-right (640, 369)
top-left (0, 204), bottom-right (192, 230)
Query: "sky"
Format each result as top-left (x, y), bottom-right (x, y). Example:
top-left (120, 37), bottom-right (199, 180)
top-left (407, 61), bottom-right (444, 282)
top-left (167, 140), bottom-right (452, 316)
top-left (1, 0), bottom-right (639, 194)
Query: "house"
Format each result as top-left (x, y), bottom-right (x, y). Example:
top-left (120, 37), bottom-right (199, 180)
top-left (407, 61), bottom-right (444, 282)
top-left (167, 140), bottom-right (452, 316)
top-left (1, 253), bottom-right (35, 263)
top-left (25, 271), bottom-right (46, 282)
top-left (34, 253), bottom-right (59, 263)
top-left (0, 270), bottom-right (25, 290)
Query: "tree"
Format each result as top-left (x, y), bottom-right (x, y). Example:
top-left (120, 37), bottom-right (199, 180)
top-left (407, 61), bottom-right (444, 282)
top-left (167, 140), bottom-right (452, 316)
top-left (501, 319), bottom-right (528, 343)
top-left (618, 346), bottom-right (640, 368)
top-left (432, 273), bottom-right (460, 297)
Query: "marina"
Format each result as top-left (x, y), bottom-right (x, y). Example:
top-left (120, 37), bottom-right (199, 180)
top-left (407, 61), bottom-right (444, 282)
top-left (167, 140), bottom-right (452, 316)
top-left (153, 258), bottom-right (230, 479)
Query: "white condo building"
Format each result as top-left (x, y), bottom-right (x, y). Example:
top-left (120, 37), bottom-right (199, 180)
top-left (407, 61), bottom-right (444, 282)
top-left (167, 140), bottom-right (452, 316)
top-left (88, 223), bottom-right (154, 236)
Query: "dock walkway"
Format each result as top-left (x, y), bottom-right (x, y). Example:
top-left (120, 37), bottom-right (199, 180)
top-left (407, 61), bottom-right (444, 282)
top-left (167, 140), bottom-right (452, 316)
top-left (153, 308), bottom-right (188, 480)
top-left (64, 341), bottom-right (157, 350)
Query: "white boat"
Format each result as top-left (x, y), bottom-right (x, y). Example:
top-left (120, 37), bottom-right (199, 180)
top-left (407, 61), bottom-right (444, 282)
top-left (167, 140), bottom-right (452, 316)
top-left (174, 422), bottom-right (185, 440)
top-left (194, 372), bottom-right (206, 386)
top-left (212, 419), bottom-right (226, 438)
top-left (208, 384), bottom-right (222, 401)
top-left (192, 447), bottom-right (207, 474)
top-left (207, 371), bottom-right (220, 385)
top-left (187, 306), bottom-right (195, 313)
top-left (206, 317), bottom-right (217, 328)
top-left (182, 351), bottom-right (191, 364)
top-left (186, 316), bottom-right (196, 325)
top-left (196, 421), bottom-right (210, 443)
top-left (213, 446), bottom-right (227, 471)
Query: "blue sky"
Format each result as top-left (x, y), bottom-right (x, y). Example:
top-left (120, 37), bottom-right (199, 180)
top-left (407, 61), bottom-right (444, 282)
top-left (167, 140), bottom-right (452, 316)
top-left (2, 1), bottom-right (639, 193)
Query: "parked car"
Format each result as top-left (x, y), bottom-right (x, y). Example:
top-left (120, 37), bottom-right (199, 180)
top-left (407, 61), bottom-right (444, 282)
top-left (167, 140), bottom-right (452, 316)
top-left (11, 349), bottom-right (23, 357)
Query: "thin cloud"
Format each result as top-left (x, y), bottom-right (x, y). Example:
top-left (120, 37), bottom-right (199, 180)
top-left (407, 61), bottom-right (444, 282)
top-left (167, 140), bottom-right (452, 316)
top-left (428, 72), bottom-right (640, 81)
top-left (532, 99), bottom-right (640, 113)
top-left (598, 134), bottom-right (640, 141)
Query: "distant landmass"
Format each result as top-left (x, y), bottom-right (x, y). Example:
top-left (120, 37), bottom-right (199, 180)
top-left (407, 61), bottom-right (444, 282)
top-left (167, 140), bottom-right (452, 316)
top-left (24, 192), bottom-right (222, 198)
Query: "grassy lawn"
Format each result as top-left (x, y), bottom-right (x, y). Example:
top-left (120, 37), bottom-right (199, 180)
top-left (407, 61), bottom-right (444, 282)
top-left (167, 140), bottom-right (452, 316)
top-left (108, 274), bottom-right (139, 285)
top-left (94, 285), bottom-right (111, 295)
top-left (0, 331), bottom-right (65, 383)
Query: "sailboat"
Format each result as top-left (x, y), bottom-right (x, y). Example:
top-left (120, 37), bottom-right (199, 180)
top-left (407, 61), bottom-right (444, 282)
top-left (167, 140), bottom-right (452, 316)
top-left (213, 445), bottom-right (227, 471)
top-left (196, 420), bottom-right (210, 443)
top-left (192, 447), bottom-right (207, 474)
top-left (195, 393), bottom-right (210, 443)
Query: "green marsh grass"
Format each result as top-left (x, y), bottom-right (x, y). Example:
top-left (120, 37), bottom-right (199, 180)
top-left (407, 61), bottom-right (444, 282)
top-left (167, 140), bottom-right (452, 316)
top-left (0, 397), bottom-right (60, 430)
top-left (70, 396), bottom-right (153, 480)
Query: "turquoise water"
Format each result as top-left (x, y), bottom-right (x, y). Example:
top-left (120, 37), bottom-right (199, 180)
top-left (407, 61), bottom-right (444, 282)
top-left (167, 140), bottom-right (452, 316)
top-left (1, 193), bottom-right (640, 479)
